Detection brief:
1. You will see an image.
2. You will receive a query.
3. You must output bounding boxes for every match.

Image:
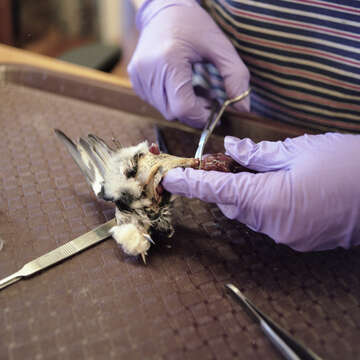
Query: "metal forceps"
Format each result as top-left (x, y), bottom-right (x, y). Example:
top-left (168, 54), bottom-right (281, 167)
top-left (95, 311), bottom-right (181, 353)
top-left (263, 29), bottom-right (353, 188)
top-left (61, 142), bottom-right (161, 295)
top-left (225, 284), bottom-right (323, 360)
top-left (194, 88), bottom-right (251, 161)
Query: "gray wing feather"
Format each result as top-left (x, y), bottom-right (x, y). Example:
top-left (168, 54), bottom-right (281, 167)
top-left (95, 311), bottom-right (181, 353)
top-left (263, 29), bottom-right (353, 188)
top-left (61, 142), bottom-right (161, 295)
top-left (87, 134), bottom-right (114, 166)
top-left (79, 137), bottom-right (107, 178)
top-left (54, 129), bottom-right (106, 198)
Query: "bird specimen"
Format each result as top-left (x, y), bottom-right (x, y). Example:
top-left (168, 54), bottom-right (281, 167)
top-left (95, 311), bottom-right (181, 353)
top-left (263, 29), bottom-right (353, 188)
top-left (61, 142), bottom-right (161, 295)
top-left (55, 129), bottom-right (244, 263)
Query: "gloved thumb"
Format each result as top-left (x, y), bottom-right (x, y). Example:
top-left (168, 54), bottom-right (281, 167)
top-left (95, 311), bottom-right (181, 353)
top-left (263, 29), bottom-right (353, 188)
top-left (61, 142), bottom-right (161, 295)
top-left (163, 166), bottom-right (290, 235)
top-left (224, 136), bottom-right (295, 172)
top-left (162, 167), bottom-right (256, 205)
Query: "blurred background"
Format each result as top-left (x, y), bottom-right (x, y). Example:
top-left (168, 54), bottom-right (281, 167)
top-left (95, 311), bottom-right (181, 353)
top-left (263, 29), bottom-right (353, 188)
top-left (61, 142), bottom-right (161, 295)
top-left (0, 0), bottom-right (138, 78)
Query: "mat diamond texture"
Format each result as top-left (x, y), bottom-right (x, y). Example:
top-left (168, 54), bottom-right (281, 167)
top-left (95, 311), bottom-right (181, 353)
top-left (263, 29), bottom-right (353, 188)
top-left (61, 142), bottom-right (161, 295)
top-left (0, 68), bottom-right (359, 360)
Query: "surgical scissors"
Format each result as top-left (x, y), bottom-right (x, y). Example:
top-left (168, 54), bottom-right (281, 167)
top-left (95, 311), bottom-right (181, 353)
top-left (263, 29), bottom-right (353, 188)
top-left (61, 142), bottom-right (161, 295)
top-left (194, 88), bottom-right (251, 161)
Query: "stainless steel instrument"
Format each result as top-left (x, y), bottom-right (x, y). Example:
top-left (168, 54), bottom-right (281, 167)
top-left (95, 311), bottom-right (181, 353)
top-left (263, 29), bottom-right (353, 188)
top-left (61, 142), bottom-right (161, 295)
top-left (0, 218), bottom-right (116, 291)
top-left (225, 284), bottom-right (323, 360)
top-left (154, 125), bottom-right (169, 154)
top-left (194, 88), bottom-right (251, 161)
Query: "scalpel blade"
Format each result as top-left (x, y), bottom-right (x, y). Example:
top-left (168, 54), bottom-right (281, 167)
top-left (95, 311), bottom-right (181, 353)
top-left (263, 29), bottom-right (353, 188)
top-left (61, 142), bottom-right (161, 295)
top-left (0, 218), bottom-right (116, 291)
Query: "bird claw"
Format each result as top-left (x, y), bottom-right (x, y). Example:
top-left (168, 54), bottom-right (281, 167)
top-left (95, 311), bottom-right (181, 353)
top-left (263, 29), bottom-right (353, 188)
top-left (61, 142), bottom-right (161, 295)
top-left (143, 233), bottom-right (155, 244)
top-left (141, 252), bottom-right (147, 264)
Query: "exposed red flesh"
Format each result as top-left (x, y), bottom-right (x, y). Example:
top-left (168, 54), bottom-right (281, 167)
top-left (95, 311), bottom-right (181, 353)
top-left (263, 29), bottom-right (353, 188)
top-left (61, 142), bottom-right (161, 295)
top-left (200, 153), bottom-right (247, 173)
top-left (149, 143), bottom-right (160, 155)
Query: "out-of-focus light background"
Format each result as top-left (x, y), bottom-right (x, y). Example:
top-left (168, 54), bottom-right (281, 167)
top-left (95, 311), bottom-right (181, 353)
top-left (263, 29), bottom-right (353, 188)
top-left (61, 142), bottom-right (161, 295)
top-left (0, 0), bottom-right (138, 78)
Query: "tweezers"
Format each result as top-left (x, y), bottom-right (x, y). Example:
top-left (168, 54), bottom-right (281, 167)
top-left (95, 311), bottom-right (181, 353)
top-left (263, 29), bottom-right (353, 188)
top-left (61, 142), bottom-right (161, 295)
top-left (194, 88), bottom-right (251, 161)
top-left (225, 284), bottom-right (323, 360)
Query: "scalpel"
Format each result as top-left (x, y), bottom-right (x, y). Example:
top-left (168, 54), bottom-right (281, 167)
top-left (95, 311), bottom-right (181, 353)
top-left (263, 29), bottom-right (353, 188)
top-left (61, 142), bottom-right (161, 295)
top-left (0, 218), bottom-right (116, 291)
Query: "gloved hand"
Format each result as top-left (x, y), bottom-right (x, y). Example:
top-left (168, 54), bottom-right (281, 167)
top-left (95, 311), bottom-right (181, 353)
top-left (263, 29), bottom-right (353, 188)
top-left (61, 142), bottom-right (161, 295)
top-left (127, 0), bottom-right (250, 128)
top-left (162, 133), bottom-right (360, 251)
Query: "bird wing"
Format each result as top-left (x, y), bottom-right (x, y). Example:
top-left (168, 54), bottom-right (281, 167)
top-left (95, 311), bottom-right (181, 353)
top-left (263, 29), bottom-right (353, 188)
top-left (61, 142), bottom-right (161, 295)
top-left (55, 129), bottom-right (113, 199)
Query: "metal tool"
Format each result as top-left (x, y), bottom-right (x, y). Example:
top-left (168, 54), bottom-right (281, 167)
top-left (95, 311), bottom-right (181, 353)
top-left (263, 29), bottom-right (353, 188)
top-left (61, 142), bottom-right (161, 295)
top-left (0, 218), bottom-right (116, 291)
top-left (194, 88), bottom-right (251, 161)
top-left (154, 125), bottom-right (169, 154)
top-left (225, 284), bottom-right (323, 360)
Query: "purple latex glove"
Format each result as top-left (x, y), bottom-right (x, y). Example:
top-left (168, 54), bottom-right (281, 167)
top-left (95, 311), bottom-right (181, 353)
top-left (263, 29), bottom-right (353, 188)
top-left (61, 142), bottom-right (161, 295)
top-left (163, 133), bottom-right (360, 251)
top-left (127, 0), bottom-right (250, 128)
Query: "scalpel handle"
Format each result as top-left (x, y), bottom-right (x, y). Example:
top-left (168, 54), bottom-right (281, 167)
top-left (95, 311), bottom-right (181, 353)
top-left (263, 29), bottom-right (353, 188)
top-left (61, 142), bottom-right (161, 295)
top-left (0, 218), bottom-right (116, 291)
top-left (0, 272), bottom-right (22, 290)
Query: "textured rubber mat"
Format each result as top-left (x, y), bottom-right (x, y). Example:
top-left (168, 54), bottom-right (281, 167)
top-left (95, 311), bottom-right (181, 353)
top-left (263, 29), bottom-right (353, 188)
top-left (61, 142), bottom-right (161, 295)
top-left (0, 70), bottom-right (359, 360)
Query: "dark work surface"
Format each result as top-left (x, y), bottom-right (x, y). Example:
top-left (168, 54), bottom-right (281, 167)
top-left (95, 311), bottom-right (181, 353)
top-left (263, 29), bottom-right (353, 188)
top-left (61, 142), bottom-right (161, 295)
top-left (0, 66), bottom-right (359, 360)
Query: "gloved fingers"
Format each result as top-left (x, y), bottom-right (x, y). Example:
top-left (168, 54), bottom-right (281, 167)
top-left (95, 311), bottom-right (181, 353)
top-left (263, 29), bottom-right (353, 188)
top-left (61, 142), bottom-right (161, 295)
top-left (162, 167), bottom-right (254, 205)
top-left (135, 0), bottom-right (200, 30)
top-left (177, 96), bottom-right (213, 128)
top-left (224, 136), bottom-right (295, 172)
top-left (205, 38), bottom-right (250, 112)
top-left (191, 61), bottom-right (250, 114)
top-left (165, 63), bottom-right (213, 128)
top-left (231, 94), bottom-right (250, 113)
top-left (216, 179), bottom-right (275, 232)
top-left (129, 46), bottom-right (212, 127)
top-left (127, 59), bottom-right (146, 102)
top-left (162, 167), bottom-right (289, 232)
